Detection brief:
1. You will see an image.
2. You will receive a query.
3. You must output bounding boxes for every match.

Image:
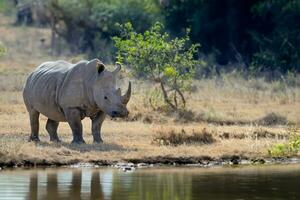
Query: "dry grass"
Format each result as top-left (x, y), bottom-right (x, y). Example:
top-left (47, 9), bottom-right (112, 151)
top-left (255, 112), bottom-right (288, 126)
top-left (153, 128), bottom-right (215, 146)
top-left (0, 13), bottom-right (300, 165)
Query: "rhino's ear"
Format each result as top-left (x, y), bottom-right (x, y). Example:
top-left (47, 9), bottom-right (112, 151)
top-left (86, 59), bottom-right (105, 75)
top-left (96, 62), bottom-right (105, 74)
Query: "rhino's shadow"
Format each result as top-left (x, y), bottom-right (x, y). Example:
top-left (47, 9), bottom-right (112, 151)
top-left (39, 141), bottom-right (129, 153)
top-left (66, 142), bottom-right (128, 153)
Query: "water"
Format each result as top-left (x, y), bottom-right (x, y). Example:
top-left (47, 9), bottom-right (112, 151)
top-left (0, 164), bottom-right (300, 200)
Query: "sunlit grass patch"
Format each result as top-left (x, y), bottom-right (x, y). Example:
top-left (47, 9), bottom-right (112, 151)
top-left (219, 127), bottom-right (288, 140)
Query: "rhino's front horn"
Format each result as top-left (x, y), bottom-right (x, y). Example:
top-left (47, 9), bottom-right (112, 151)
top-left (113, 62), bottom-right (121, 75)
top-left (122, 81), bottom-right (131, 104)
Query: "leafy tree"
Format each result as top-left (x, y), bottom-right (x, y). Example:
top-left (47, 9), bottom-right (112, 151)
top-left (250, 0), bottom-right (300, 73)
top-left (162, 0), bottom-right (300, 73)
top-left (46, 0), bottom-right (161, 61)
top-left (113, 22), bottom-right (200, 110)
top-left (161, 0), bottom-right (261, 65)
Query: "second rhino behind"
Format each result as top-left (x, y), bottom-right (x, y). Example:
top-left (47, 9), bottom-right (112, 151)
top-left (23, 59), bottom-right (131, 144)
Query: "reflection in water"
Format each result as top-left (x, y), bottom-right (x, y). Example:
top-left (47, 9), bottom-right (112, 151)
top-left (90, 171), bottom-right (104, 200)
top-left (27, 172), bottom-right (38, 200)
top-left (1, 165), bottom-right (300, 200)
top-left (23, 170), bottom-right (108, 200)
top-left (47, 173), bottom-right (59, 200)
top-left (70, 171), bottom-right (81, 200)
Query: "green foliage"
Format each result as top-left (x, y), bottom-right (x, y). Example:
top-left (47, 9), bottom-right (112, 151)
top-left (48, 0), bottom-right (161, 61)
top-left (0, 0), bottom-right (5, 12)
top-left (113, 22), bottom-right (200, 109)
top-left (268, 127), bottom-right (300, 157)
top-left (145, 87), bottom-right (165, 111)
top-left (0, 0), bottom-right (9, 12)
top-left (162, 0), bottom-right (300, 74)
top-left (12, 0), bottom-right (299, 74)
top-left (268, 143), bottom-right (286, 157)
top-left (0, 43), bottom-right (5, 56)
top-left (0, 0), bottom-right (15, 14)
top-left (250, 0), bottom-right (300, 73)
top-left (162, 0), bottom-right (260, 65)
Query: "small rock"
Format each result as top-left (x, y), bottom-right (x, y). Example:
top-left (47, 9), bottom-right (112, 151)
top-left (186, 163), bottom-right (202, 167)
top-left (221, 161), bottom-right (230, 165)
top-left (137, 163), bottom-right (148, 168)
top-left (127, 163), bottom-right (135, 167)
top-left (240, 160), bottom-right (251, 165)
top-left (121, 166), bottom-right (135, 172)
top-left (230, 156), bottom-right (241, 165)
top-left (70, 162), bottom-right (95, 168)
top-left (201, 160), bottom-right (210, 166)
top-left (231, 160), bottom-right (239, 165)
top-left (289, 158), bottom-right (300, 164)
top-left (114, 162), bottom-right (136, 171)
top-left (114, 162), bottom-right (126, 168)
top-left (252, 158), bottom-right (265, 164)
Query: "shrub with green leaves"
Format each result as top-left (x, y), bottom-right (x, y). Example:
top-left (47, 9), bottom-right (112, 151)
top-left (0, 43), bottom-right (5, 56)
top-left (113, 22), bottom-right (200, 110)
top-left (268, 127), bottom-right (300, 157)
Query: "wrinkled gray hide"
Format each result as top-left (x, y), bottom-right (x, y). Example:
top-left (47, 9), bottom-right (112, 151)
top-left (23, 59), bottom-right (131, 143)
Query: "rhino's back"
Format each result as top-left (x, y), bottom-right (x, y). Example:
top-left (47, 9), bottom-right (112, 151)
top-left (23, 61), bottom-right (74, 121)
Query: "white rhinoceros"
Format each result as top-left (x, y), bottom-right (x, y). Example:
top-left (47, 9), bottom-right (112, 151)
top-left (23, 59), bottom-right (131, 144)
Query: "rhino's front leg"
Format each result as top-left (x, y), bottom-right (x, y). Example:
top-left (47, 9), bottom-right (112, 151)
top-left (90, 111), bottom-right (106, 143)
top-left (64, 108), bottom-right (85, 144)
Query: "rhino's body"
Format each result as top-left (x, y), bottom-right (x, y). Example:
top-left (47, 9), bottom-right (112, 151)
top-left (23, 59), bottom-right (131, 143)
top-left (24, 60), bottom-right (99, 121)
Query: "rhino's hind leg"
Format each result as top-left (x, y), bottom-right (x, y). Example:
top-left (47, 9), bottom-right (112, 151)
top-left (28, 109), bottom-right (40, 142)
top-left (46, 119), bottom-right (60, 142)
top-left (65, 108), bottom-right (85, 144)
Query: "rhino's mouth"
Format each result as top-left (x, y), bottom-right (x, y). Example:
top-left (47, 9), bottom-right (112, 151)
top-left (109, 110), bottom-right (129, 118)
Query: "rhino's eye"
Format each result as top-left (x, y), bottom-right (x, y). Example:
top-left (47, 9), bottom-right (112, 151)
top-left (104, 96), bottom-right (108, 100)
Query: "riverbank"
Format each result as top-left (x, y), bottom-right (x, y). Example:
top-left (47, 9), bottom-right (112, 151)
top-left (1, 120), bottom-right (299, 169)
top-left (1, 153), bottom-right (300, 170)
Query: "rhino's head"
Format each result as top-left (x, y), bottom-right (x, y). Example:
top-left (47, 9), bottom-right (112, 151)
top-left (86, 59), bottom-right (131, 118)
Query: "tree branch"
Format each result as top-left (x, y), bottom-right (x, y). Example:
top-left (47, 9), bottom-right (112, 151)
top-left (160, 82), bottom-right (176, 109)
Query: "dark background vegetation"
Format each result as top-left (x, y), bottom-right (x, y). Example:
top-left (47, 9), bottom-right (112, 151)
top-left (2, 0), bottom-right (300, 75)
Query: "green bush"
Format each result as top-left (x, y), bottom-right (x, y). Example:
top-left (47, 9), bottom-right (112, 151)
top-left (113, 22), bottom-right (200, 110)
top-left (268, 127), bottom-right (300, 157)
top-left (0, 43), bottom-right (5, 56)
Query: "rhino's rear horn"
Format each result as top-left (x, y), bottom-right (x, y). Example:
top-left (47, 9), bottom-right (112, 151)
top-left (113, 62), bottom-right (121, 75)
top-left (117, 88), bottom-right (121, 96)
top-left (122, 81), bottom-right (131, 104)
